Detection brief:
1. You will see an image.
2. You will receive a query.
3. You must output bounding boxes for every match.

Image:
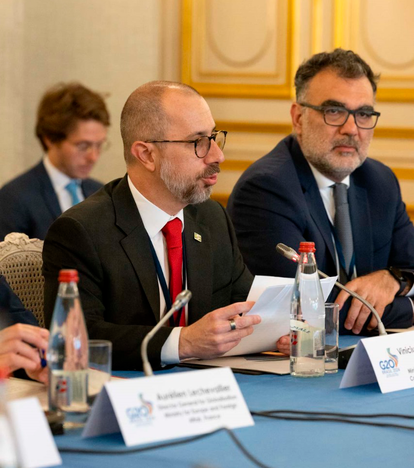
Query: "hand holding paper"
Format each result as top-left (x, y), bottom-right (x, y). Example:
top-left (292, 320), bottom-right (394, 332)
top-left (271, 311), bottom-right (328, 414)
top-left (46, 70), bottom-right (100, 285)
top-left (179, 301), bottom-right (260, 360)
top-left (224, 275), bottom-right (337, 357)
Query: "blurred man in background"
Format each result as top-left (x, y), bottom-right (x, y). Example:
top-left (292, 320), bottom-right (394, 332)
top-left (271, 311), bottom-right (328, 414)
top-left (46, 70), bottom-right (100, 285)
top-left (0, 82), bottom-right (110, 240)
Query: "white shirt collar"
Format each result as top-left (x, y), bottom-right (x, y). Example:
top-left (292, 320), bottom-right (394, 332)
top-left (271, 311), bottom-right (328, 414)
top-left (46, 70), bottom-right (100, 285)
top-left (308, 162), bottom-right (350, 190)
top-left (127, 175), bottom-right (184, 238)
top-left (43, 155), bottom-right (78, 190)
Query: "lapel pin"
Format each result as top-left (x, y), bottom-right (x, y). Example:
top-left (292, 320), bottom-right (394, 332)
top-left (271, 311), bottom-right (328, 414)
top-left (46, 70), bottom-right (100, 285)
top-left (194, 232), bottom-right (202, 242)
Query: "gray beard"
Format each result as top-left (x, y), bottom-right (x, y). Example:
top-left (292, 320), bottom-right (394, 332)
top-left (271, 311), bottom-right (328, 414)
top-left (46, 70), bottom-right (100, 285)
top-left (159, 158), bottom-right (213, 205)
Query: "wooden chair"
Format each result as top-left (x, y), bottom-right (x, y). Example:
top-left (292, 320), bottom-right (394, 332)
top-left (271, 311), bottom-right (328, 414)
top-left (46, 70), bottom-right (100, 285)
top-left (0, 233), bottom-right (45, 327)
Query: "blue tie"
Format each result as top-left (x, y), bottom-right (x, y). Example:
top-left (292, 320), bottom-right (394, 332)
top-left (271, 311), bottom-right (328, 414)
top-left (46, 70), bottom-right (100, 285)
top-left (65, 180), bottom-right (81, 206)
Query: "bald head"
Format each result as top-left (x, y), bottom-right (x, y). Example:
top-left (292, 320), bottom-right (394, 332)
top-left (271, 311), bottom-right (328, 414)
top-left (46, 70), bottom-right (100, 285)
top-left (120, 81), bottom-right (201, 165)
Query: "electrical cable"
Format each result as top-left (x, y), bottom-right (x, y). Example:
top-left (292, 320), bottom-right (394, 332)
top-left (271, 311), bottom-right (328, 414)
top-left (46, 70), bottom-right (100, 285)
top-left (254, 409), bottom-right (414, 420)
top-left (57, 409), bottom-right (414, 465)
top-left (251, 409), bottom-right (414, 431)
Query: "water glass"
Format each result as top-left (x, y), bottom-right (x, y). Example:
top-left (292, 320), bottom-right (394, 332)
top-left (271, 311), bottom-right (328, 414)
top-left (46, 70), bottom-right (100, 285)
top-left (325, 303), bottom-right (339, 373)
top-left (88, 340), bottom-right (112, 405)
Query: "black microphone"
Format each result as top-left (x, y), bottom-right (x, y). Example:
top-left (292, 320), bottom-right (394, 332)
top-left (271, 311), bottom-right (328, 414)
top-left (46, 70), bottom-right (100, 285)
top-left (275, 243), bottom-right (387, 336)
top-left (141, 290), bottom-right (192, 376)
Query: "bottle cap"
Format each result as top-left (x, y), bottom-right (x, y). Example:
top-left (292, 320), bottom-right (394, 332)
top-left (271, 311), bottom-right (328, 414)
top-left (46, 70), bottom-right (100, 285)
top-left (299, 242), bottom-right (316, 253)
top-left (58, 269), bottom-right (79, 283)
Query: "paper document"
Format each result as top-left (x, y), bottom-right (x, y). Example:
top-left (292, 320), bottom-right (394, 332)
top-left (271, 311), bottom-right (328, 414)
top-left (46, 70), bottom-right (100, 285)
top-left (184, 354), bottom-right (290, 375)
top-left (224, 275), bottom-right (337, 357)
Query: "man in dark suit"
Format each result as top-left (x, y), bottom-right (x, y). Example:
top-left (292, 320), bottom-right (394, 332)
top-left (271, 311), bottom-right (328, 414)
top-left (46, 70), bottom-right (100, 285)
top-left (43, 81), bottom-right (265, 371)
top-left (0, 275), bottom-right (38, 327)
top-left (228, 49), bottom-right (414, 336)
top-left (0, 275), bottom-right (48, 383)
top-left (0, 82), bottom-right (110, 240)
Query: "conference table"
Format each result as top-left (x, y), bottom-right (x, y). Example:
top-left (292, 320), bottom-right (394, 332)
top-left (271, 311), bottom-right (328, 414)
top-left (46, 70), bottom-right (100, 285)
top-left (46, 334), bottom-right (414, 468)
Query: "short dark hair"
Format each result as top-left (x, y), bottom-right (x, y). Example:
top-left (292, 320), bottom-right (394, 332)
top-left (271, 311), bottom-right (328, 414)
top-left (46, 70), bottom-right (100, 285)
top-left (120, 81), bottom-right (200, 165)
top-left (294, 48), bottom-right (380, 101)
top-left (35, 82), bottom-right (110, 151)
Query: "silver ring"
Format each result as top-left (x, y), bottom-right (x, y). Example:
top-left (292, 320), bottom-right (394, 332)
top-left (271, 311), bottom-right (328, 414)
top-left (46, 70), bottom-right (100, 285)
top-left (229, 318), bottom-right (236, 331)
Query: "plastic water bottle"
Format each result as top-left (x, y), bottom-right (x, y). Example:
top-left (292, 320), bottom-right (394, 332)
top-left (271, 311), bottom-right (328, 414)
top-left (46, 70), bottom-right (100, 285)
top-left (47, 269), bottom-right (89, 427)
top-left (0, 369), bottom-right (18, 468)
top-left (290, 242), bottom-right (325, 377)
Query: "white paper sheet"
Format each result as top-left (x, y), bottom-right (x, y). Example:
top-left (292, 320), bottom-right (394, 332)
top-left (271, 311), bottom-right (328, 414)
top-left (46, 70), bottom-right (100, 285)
top-left (224, 275), bottom-right (337, 357)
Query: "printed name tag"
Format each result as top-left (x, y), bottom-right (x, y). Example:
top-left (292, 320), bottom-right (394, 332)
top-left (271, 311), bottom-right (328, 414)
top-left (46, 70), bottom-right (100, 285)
top-left (340, 330), bottom-right (414, 393)
top-left (83, 367), bottom-right (253, 446)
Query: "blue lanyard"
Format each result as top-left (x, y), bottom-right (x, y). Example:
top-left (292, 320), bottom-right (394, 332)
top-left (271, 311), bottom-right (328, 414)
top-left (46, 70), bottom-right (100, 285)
top-left (329, 222), bottom-right (355, 280)
top-left (148, 233), bottom-right (187, 327)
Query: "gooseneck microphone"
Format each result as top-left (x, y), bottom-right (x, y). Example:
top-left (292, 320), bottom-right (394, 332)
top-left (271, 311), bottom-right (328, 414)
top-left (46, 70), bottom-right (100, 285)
top-left (141, 289), bottom-right (192, 376)
top-left (276, 243), bottom-right (387, 336)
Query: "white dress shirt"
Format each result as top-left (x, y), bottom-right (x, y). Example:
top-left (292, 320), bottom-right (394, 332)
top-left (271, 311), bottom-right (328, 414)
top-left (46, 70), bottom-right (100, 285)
top-left (43, 156), bottom-right (84, 212)
top-left (127, 176), bottom-right (184, 365)
top-left (308, 163), bottom-right (349, 279)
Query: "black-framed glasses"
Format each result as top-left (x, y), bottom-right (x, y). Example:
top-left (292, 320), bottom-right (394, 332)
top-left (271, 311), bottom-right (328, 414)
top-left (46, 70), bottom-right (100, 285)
top-left (298, 102), bottom-right (381, 129)
top-left (144, 130), bottom-right (227, 159)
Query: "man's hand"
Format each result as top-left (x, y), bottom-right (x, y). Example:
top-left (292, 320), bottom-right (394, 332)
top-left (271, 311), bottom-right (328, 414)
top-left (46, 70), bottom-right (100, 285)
top-left (336, 270), bottom-right (400, 334)
top-left (0, 324), bottom-right (49, 383)
top-left (179, 301), bottom-right (260, 360)
top-left (276, 335), bottom-right (290, 355)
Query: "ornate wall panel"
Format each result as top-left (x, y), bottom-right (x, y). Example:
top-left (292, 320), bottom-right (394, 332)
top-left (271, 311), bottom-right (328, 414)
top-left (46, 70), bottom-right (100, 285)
top-left (179, 0), bottom-right (414, 217)
top-left (182, 0), bottom-right (294, 98)
top-left (333, 0), bottom-right (414, 101)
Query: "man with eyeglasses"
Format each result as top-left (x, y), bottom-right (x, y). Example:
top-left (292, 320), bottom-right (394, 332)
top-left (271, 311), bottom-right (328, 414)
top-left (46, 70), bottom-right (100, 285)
top-left (42, 81), bottom-right (272, 371)
top-left (228, 49), bottom-right (414, 336)
top-left (0, 82), bottom-right (110, 240)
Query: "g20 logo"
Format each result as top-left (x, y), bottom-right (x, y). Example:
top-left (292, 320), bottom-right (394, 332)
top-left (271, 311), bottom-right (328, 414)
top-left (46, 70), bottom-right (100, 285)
top-left (379, 348), bottom-right (399, 371)
top-left (126, 393), bottom-right (154, 423)
top-left (379, 360), bottom-right (396, 370)
top-left (126, 405), bottom-right (151, 422)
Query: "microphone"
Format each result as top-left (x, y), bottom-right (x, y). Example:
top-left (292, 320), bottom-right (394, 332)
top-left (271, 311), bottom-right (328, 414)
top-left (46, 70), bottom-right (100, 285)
top-left (276, 243), bottom-right (387, 336)
top-left (275, 243), bottom-right (300, 263)
top-left (141, 289), bottom-right (192, 377)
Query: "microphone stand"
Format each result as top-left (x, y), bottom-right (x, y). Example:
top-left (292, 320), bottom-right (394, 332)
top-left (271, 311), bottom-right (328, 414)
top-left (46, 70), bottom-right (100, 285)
top-left (141, 290), bottom-right (192, 377)
top-left (275, 243), bottom-right (387, 336)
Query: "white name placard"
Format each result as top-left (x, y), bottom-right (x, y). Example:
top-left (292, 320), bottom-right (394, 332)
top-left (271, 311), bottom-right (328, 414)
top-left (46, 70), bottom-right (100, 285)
top-left (83, 367), bottom-right (254, 446)
top-left (7, 397), bottom-right (62, 468)
top-left (340, 330), bottom-right (414, 393)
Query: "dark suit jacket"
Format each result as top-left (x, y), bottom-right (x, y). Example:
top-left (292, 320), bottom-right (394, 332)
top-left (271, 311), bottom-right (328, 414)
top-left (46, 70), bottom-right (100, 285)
top-left (227, 134), bottom-right (414, 332)
top-left (0, 275), bottom-right (38, 327)
top-left (43, 176), bottom-right (252, 370)
top-left (0, 161), bottom-right (102, 240)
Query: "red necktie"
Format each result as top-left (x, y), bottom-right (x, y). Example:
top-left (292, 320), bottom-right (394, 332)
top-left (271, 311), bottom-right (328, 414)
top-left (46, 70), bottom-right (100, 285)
top-left (162, 218), bottom-right (186, 326)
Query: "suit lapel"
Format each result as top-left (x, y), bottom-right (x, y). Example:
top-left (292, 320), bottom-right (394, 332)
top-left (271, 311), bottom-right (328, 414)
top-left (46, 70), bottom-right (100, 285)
top-left (36, 162), bottom-right (62, 219)
top-left (80, 180), bottom-right (92, 197)
top-left (304, 185), bottom-right (336, 263)
top-left (113, 176), bottom-right (160, 321)
top-left (292, 142), bottom-right (336, 264)
top-left (184, 205), bottom-right (212, 322)
top-left (349, 181), bottom-right (373, 276)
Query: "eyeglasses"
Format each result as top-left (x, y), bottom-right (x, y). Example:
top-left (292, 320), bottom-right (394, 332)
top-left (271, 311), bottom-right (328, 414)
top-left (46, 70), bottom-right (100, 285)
top-left (70, 140), bottom-right (111, 154)
top-left (144, 130), bottom-right (227, 159)
top-left (298, 102), bottom-right (381, 129)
